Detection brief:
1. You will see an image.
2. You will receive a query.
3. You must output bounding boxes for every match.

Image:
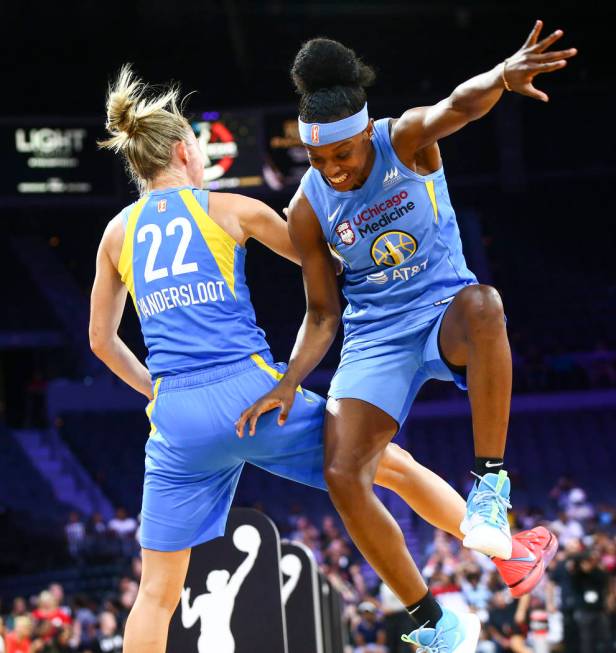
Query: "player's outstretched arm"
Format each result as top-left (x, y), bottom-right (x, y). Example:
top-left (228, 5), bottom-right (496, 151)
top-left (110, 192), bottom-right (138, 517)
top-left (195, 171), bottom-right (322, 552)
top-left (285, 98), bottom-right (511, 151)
top-left (392, 20), bottom-right (577, 157)
top-left (89, 217), bottom-right (153, 400)
top-left (212, 192), bottom-right (301, 265)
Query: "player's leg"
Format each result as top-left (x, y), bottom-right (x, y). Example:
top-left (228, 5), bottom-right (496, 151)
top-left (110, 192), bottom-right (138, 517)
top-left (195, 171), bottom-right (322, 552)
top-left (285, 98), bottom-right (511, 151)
top-left (437, 284), bottom-right (513, 558)
top-left (375, 446), bottom-right (559, 597)
top-left (324, 400), bottom-right (481, 649)
top-left (376, 443), bottom-right (465, 538)
top-left (128, 370), bottom-right (245, 653)
top-left (124, 547), bottom-right (191, 653)
top-left (323, 398), bottom-right (428, 605)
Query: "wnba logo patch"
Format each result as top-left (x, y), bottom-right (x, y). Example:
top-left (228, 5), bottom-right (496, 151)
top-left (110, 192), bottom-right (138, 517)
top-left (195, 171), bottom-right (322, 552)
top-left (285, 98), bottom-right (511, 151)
top-left (311, 124), bottom-right (320, 144)
top-left (157, 199), bottom-right (167, 213)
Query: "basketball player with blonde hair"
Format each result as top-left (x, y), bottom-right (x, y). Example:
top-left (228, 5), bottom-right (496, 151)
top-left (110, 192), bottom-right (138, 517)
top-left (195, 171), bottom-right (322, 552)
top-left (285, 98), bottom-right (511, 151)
top-left (91, 66), bottom-right (556, 652)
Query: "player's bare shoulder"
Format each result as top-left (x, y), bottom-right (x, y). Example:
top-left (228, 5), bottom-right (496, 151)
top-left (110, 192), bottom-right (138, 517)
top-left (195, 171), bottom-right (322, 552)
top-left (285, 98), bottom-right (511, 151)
top-left (100, 212), bottom-right (127, 269)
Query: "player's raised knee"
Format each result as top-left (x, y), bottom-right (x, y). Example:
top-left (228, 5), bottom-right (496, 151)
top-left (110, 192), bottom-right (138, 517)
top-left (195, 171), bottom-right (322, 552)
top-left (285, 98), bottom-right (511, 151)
top-left (458, 284), bottom-right (505, 337)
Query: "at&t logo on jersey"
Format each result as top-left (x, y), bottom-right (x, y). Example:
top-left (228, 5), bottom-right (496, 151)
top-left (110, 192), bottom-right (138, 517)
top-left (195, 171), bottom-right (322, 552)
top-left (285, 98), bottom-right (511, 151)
top-left (370, 230), bottom-right (417, 267)
top-left (367, 271), bottom-right (388, 284)
top-left (335, 221), bottom-right (355, 245)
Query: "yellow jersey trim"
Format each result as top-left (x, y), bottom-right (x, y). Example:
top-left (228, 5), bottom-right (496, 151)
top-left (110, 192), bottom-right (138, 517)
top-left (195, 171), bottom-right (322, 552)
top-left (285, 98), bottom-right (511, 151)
top-left (118, 197), bottom-right (148, 315)
top-left (250, 353), bottom-right (313, 400)
top-left (250, 353), bottom-right (284, 381)
top-left (178, 189), bottom-right (237, 299)
top-left (146, 377), bottom-right (162, 436)
top-left (425, 180), bottom-right (438, 224)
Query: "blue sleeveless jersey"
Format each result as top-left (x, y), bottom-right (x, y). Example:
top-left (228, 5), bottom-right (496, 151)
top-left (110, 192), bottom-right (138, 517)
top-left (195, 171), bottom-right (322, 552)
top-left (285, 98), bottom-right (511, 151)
top-left (117, 186), bottom-right (269, 377)
top-left (300, 118), bottom-right (477, 341)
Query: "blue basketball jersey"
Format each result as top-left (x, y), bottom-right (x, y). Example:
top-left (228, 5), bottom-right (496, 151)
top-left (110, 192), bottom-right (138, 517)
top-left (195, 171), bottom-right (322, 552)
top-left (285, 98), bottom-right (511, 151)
top-left (300, 118), bottom-right (477, 341)
top-left (117, 186), bottom-right (269, 378)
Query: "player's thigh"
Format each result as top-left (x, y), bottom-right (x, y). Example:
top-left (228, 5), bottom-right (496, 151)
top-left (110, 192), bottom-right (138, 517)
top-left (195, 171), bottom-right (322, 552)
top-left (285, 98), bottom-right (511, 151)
top-left (246, 387), bottom-right (328, 491)
top-left (143, 380), bottom-right (245, 551)
top-left (324, 397), bottom-right (397, 479)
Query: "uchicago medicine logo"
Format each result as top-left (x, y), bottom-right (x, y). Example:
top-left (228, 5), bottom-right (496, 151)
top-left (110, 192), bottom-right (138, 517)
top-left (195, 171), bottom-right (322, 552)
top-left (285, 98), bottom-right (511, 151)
top-left (353, 190), bottom-right (415, 238)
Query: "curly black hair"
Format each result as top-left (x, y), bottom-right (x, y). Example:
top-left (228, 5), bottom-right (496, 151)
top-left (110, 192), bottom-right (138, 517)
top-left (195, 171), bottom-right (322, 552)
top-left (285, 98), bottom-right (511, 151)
top-left (291, 38), bottom-right (376, 123)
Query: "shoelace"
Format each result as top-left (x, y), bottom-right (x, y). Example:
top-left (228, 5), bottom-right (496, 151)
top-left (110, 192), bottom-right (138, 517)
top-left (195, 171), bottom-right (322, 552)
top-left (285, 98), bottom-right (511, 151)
top-left (400, 621), bottom-right (449, 652)
top-left (470, 471), bottom-right (512, 528)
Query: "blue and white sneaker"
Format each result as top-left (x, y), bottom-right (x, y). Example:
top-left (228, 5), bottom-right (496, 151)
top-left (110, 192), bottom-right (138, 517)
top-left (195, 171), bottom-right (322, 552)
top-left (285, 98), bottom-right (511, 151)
top-left (460, 469), bottom-right (513, 559)
top-left (401, 607), bottom-right (480, 652)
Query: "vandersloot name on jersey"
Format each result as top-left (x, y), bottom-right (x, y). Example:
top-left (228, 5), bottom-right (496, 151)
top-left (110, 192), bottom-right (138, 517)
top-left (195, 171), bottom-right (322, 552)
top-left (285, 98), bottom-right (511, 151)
top-left (137, 280), bottom-right (226, 319)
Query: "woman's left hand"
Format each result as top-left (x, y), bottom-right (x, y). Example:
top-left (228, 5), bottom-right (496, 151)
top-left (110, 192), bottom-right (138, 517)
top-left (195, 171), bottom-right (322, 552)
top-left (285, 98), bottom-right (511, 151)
top-left (503, 20), bottom-right (577, 102)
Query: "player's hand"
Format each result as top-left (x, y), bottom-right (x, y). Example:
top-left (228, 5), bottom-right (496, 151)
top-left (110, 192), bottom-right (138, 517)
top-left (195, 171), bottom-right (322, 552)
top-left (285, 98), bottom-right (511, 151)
top-left (504, 20), bottom-right (577, 102)
top-left (236, 379), bottom-right (297, 437)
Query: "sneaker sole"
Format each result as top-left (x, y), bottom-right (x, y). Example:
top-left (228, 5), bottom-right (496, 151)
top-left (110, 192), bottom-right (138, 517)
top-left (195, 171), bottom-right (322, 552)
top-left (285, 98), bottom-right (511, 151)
top-left (508, 557), bottom-right (546, 598)
top-left (463, 525), bottom-right (513, 559)
top-left (455, 613), bottom-right (481, 653)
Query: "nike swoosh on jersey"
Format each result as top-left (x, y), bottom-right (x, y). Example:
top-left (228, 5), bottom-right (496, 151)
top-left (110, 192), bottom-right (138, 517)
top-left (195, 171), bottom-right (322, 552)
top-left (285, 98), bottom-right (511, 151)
top-left (327, 205), bottom-right (342, 222)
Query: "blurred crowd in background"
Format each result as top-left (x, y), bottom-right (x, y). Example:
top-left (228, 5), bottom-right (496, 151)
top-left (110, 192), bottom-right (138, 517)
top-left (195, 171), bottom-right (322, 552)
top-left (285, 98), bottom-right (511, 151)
top-left (1, 477), bottom-right (614, 653)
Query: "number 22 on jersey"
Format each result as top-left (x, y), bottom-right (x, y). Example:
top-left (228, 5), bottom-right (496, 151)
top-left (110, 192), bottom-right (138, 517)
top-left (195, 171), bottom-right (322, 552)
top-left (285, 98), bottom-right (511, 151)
top-left (137, 216), bottom-right (198, 283)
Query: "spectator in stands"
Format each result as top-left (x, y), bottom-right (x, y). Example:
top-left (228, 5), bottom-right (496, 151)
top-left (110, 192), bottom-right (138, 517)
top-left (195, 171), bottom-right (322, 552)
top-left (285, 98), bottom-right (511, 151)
top-left (46, 586), bottom-right (69, 619)
top-left (71, 596), bottom-right (97, 650)
top-left (85, 513), bottom-right (109, 558)
top-left (378, 582), bottom-right (414, 653)
top-left (64, 512), bottom-right (85, 559)
top-left (460, 569), bottom-right (492, 623)
top-left (87, 513), bottom-right (107, 537)
top-left (4, 599), bottom-right (27, 632)
top-left (89, 612), bottom-right (123, 653)
top-left (428, 569), bottom-right (468, 614)
top-left (485, 591), bottom-right (531, 653)
top-left (570, 550), bottom-right (611, 653)
top-left (31, 625), bottom-right (73, 653)
top-left (107, 507), bottom-right (137, 539)
top-left (547, 539), bottom-right (584, 653)
top-left (352, 602), bottom-right (387, 653)
top-left (566, 488), bottom-right (595, 522)
top-left (550, 511), bottom-right (584, 548)
top-left (320, 514), bottom-right (342, 548)
top-left (31, 591), bottom-right (71, 641)
top-left (107, 508), bottom-right (137, 556)
top-left (4, 616), bottom-right (33, 653)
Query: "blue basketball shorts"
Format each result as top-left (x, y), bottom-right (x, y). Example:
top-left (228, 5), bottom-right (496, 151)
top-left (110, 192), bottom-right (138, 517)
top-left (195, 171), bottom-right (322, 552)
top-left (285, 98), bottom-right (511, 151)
top-left (140, 353), bottom-right (327, 552)
top-left (329, 301), bottom-right (467, 427)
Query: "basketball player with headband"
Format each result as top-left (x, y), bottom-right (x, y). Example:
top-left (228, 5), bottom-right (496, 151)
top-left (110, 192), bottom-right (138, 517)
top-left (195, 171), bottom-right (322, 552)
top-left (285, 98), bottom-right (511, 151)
top-left (237, 22), bottom-right (575, 650)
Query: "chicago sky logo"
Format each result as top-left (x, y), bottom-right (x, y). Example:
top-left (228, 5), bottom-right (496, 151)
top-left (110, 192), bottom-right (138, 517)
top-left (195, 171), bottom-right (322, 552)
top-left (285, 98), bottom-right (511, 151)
top-left (335, 221), bottom-right (355, 245)
top-left (383, 167), bottom-right (401, 188)
top-left (370, 230), bottom-right (418, 267)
